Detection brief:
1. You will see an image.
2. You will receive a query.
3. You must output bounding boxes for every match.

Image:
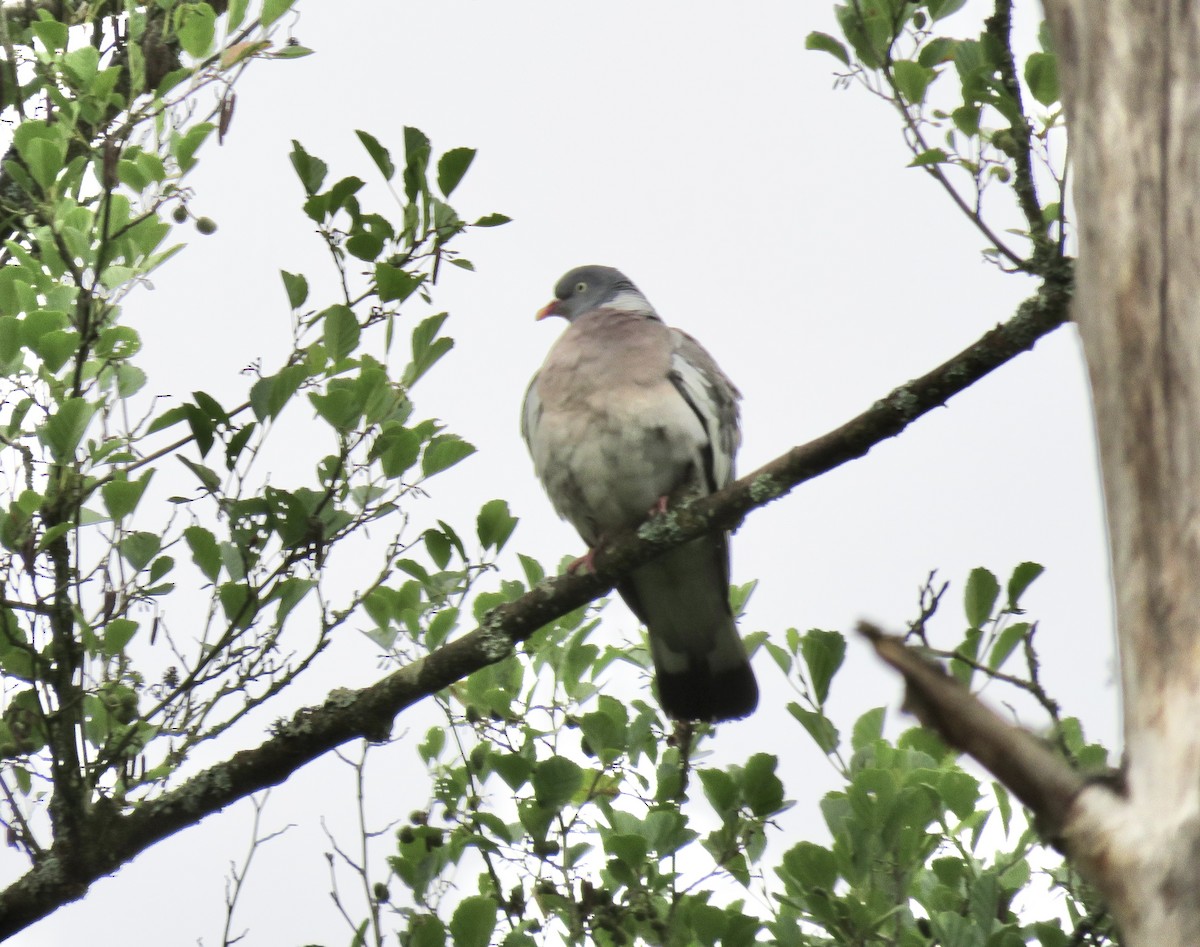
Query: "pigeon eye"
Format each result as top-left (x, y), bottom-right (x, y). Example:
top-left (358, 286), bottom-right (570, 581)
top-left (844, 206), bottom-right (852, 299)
top-left (574, 281), bottom-right (588, 294)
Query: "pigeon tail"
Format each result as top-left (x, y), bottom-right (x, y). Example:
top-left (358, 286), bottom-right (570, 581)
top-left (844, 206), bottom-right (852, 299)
top-left (618, 537), bottom-right (758, 723)
top-left (655, 655), bottom-right (759, 722)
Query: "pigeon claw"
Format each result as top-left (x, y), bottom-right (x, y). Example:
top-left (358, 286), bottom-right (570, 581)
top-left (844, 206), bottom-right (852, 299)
top-left (567, 548), bottom-right (598, 574)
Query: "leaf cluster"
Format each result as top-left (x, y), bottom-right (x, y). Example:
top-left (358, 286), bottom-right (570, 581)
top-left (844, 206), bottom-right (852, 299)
top-left (0, 0), bottom-right (514, 881)
top-left (322, 566), bottom-right (1117, 947)
top-left (807, 0), bottom-right (1067, 272)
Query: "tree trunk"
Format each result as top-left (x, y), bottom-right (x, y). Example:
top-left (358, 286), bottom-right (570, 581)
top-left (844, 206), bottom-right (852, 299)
top-left (1044, 2), bottom-right (1200, 941)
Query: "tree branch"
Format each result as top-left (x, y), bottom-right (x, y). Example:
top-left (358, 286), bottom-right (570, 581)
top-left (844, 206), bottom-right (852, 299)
top-left (0, 259), bottom-right (1075, 937)
top-left (858, 622), bottom-right (1088, 839)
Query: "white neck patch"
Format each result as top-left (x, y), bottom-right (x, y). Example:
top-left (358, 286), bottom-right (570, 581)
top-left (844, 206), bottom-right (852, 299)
top-left (606, 290), bottom-right (656, 315)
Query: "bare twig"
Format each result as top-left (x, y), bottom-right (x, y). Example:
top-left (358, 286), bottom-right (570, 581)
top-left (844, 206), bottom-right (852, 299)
top-left (220, 791), bottom-right (292, 947)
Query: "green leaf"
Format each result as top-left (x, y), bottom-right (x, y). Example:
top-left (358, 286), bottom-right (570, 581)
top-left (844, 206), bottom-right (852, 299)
top-left (988, 621), bottom-right (1030, 671)
top-left (309, 386), bottom-right (360, 432)
top-left (917, 37), bottom-right (957, 68)
top-left (994, 780), bottom-right (1013, 836)
top-left (345, 213), bottom-right (392, 261)
top-left (964, 567), bottom-right (1000, 628)
top-left (532, 756), bottom-right (583, 808)
top-left (119, 532), bottom-right (160, 571)
top-left (250, 364), bottom-right (307, 421)
top-left (372, 423), bottom-right (421, 478)
top-left (146, 405), bottom-right (188, 436)
top-left (410, 915), bottom-right (446, 947)
top-left (491, 752), bottom-right (532, 791)
top-left (375, 263), bottom-right (422, 303)
top-left (184, 526), bottom-right (222, 582)
top-left (952, 105), bottom-right (981, 136)
top-left (324, 175), bottom-right (365, 214)
top-left (150, 556), bottom-right (174, 585)
top-left (805, 31), bottom-right (850, 65)
top-left (473, 213), bottom-right (510, 228)
top-left (476, 499), bottom-right (517, 552)
top-left (405, 313), bottom-right (454, 385)
top-left (909, 147), bottom-right (949, 167)
top-left (31, 19), bottom-right (68, 51)
top-left (18, 132), bottom-right (66, 194)
top-left (424, 529), bottom-right (452, 569)
top-left (227, 0), bottom-right (249, 30)
top-left (699, 768), bottom-right (737, 813)
top-left (893, 59), bottom-right (935, 104)
top-left (39, 398), bottom-right (95, 463)
top-left (101, 472), bottom-right (153, 520)
top-left (261, 0), bottom-right (295, 27)
top-left (184, 404), bottom-right (214, 457)
top-left (422, 434), bottom-right (475, 478)
top-left (31, 329), bottom-right (77, 372)
top-left (851, 706), bottom-right (885, 751)
top-left (1024, 51), bottom-right (1059, 107)
top-left (742, 753), bottom-right (785, 817)
top-left (224, 422), bottom-right (256, 470)
top-left (102, 619), bottom-right (138, 655)
top-left (782, 841), bottom-right (837, 890)
top-left (356, 129), bottom-right (395, 180)
top-left (799, 629), bottom-right (845, 704)
top-left (939, 770), bottom-right (980, 819)
top-left (272, 577), bottom-right (314, 626)
top-left (403, 126), bottom-right (432, 202)
top-left (115, 364), bottom-right (147, 398)
top-left (178, 456), bottom-right (222, 493)
top-left (322, 305), bottom-right (360, 361)
top-left (928, 0), bottom-right (969, 18)
top-left (834, 0), bottom-right (890, 68)
top-left (289, 140), bottom-right (327, 195)
top-left (62, 46), bottom-right (100, 84)
top-left (516, 555), bottom-right (555, 595)
top-left (96, 325), bottom-right (141, 361)
top-left (605, 832), bottom-right (648, 868)
top-left (272, 43), bottom-right (312, 60)
top-left (1006, 561), bottom-right (1044, 610)
top-left (789, 704), bottom-right (840, 755)
top-left (449, 896), bottom-right (497, 947)
top-left (281, 270), bottom-right (308, 309)
top-left (176, 2), bottom-right (217, 58)
top-left (437, 147), bottom-right (475, 197)
top-left (18, 309), bottom-right (63, 350)
top-left (218, 582), bottom-right (257, 629)
top-left (173, 123), bottom-right (215, 174)
top-left (36, 523), bottom-right (71, 552)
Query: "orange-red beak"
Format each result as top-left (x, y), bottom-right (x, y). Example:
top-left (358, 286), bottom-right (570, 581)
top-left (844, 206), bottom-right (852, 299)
top-left (536, 300), bottom-right (560, 320)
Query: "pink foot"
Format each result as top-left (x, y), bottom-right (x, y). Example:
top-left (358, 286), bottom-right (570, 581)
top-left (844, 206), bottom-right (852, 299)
top-left (567, 548), bottom-right (598, 574)
top-left (649, 495), bottom-right (670, 517)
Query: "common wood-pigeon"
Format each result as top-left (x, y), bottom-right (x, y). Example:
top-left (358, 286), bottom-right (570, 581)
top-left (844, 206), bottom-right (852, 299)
top-left (522, 265), bottom-right (758, 722)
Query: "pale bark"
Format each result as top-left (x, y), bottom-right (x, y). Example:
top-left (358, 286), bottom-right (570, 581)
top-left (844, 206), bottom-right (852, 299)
top-left (1041, 2), bottom-right (1200, 942)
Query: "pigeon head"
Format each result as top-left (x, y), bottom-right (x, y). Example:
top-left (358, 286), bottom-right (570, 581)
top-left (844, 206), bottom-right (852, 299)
top-left (536, 265), bottom-right (655, 321)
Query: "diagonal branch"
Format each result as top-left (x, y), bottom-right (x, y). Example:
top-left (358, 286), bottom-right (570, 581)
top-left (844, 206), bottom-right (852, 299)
top-left (859, 622), bottom-right (1088, 839)
top-left (0, 259), bottom-right (1075, 938)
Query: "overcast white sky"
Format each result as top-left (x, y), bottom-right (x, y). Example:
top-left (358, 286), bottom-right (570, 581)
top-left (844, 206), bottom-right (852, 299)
top-left (11, 2), bottom-right (1117, 944)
